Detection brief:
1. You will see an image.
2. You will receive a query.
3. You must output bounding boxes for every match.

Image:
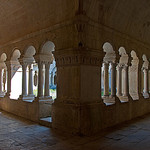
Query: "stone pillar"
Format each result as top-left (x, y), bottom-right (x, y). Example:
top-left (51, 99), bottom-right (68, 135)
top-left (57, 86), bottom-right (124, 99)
top-left (0, 69), bottom-right (3, 94)
top-left (3, 69), bottom-right (6, 92)
top-left (5, 61), bottom-right (11, 96)
top-left (52, 48), bottom-right (104, 135)
top-left (44, 62), bottom-right (50, 97)
top-left (22, 63), bottom-right (27, 96)
top-left (110, 62), bottom-right (116, 97)
top-left (144, 69), bottom-right (148, 94)
top-left (28, 64), bottom-right (34, 96)
top-left (123, 66), bottom-right (128, 96)
top-left (37, 61), bottom-right (44, 97)
top-left (103, 62), bottom-right (109, 97)
top-left (51, 9), bottom-right (105, 135)
top-left (117, 66), bottom-right (122, 96)
top-left (0, 68), bottom-right (5, 97)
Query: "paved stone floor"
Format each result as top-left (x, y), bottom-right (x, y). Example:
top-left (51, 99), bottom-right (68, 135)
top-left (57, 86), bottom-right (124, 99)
top-left (1, 110), bottom-right (150, 150)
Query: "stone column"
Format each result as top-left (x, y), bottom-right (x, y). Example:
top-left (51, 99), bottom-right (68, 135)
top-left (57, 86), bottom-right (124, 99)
top-left (28, 64), bottom-right (34, 96)
top-left (110, 62), bottom-right (116, 97)
top-left (22, 63), bottom-right (27, 96)
top-left (3, 69), bottom-right (6, 92)
top-left (103, 62), bottom-right (109, 97)
top-left (144, 69), bottom-right (148, 94)
top-left (37, 61), bottom-right (44, 97)
top-left (5, 61), bottom-right (11, 96)
top-left (44, 62), bottom-right (50, 97)
top-left (123, 66), bottom-right (128, 96)
top-left (117, 66), bottom-right (122, 96)
top-left (0, 69), bottom-right (3, 94)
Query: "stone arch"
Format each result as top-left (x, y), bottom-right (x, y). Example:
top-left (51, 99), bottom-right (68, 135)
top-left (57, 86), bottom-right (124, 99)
top-left (0, 53), bottom-right (7, 69)
top-left (24, 46), bottom-right (36, 57)
top-left (11, 49), bottom-right (21, 63)
top-left (18, 45), bottom-right (37, 101)
top-left (40, 41), bottom-right (55, 55)
top-left (118, 47), bottom-right (128, 65)
top-left (40, 41), bottom-right (56, 99)
top-left (23, 45), bottom-right (36, 62)
top-left (0, 53), bottom-right (7, 62)
top-left (103, 42), bottom-right (116, 63)
top-left (142, 54), bottom-right (149, 70)
top-left (10, 49), bottom-right (21, 77)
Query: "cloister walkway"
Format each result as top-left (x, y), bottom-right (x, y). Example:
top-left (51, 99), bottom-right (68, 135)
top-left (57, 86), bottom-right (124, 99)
top-left (1, 110), bottom-right (150, 150)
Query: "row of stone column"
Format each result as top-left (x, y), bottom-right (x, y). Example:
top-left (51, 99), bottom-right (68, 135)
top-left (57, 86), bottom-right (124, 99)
top-left (38, 62), bottom-right (51, 98)
top-left (21, 63), bottom-right (34, 98)
top-left (103, 62), bottom-right (116, 97)
top-left (103, 63), bottom-right (150, 100)
top-left (0, 60), bottom-right (52, 100)
top-left (102, 62), bottom-right (128, 98)
top-left (116, 65), bottom-right (128, 97)
top-left (21, 61), bottom-right (51, 99)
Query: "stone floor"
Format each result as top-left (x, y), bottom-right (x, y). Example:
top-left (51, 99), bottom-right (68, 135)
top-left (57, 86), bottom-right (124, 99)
top-left (1, 111), bottom-right (150, 150)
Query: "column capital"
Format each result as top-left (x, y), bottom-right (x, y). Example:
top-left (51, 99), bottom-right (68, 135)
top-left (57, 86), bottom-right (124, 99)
top-left (143, 68), bottom-right (148, 73)
top-left (110, 62), bottom-right (116, 68)
top-left (5, 61), bottom-right (11, 69)
top-left (116, 65), bottom-right (122, 71)
top-left (28, 64), bottom-right (32, 69)
top-left (20, 61), bottom-right (28, 67)
top-left (34, 54), bottom-right (53, 65)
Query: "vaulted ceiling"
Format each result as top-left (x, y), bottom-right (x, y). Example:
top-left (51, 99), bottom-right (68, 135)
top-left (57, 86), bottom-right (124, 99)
top-left (84, 0), bottom-right (150, 45)
top-left (0, 0), bottom-right (76, 46)
top-left (0, 0), bottom-right (150, 47)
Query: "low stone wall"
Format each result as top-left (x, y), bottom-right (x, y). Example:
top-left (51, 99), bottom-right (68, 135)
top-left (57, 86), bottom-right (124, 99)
top-left (39, 99), bottom-right (53, 118)
top-left (0, 97), bottom-right (53, 122)
top-left (52, 96), bottom-right (150, 135)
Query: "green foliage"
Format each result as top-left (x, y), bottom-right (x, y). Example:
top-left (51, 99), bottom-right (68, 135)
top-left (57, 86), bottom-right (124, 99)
top-left (33, 88), bottom-right (56, 99)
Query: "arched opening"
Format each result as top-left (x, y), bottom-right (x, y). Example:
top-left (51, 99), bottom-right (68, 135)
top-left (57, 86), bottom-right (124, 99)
top-left (20, 46), bottom-right (36, 101)
top-left (40, 41), bottom-right (56, 99)
top-left (41, 41), bottom-right (55, 54)
top-left (38, 41), bottom-right (56, 121)
top-left (10, 49), bottom-right (21, 99)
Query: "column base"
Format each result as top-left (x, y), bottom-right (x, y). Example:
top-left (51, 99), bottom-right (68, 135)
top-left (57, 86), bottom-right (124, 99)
top-left (44, 96), bottom-right (52, 100)
top-left (34, 96), bottom-right (53, 102)
top-left (143, 92), bottom-right (149, 99)
top-left (102, 96), bottom-right (115, 105)
top-left (5, 92), bottom-right (10, 97)
top-left (0, 92), bottom-right (5, 97)
top-left (118, 95), bottom-right (129, 103)
top-left (19, 95), bottom-right (35, 101)
top-left (129, 92), bottom-right (139, 100)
